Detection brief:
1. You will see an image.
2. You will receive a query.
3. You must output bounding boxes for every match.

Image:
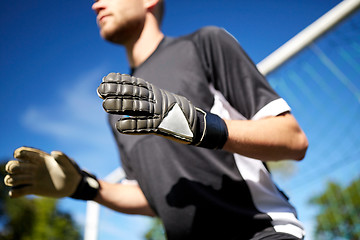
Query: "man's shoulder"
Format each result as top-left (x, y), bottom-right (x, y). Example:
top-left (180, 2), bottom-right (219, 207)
top-left (177, 26), bottom-right (236, 49)
top-left (187, 26), bottom-right (228, 40)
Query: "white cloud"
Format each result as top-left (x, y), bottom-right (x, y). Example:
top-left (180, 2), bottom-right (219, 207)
top-left (20, 66), bottom-right (121, 176)
top-left (21, 66), bottom-right (111, 147)
top-left (20, 67), bottom-right (152, 239)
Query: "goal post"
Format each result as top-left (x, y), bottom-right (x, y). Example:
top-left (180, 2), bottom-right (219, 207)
top-left (257, 0), bottom-right (360, 76)
top-left (84, 167), bottom-right (125, 240)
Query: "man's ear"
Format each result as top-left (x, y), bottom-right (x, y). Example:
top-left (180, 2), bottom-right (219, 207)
top-left (143, 0), bottom-right (159, 10)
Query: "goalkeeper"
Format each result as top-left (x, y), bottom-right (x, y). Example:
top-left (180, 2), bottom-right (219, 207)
top-left (4, 0), bottom-right (309, 239)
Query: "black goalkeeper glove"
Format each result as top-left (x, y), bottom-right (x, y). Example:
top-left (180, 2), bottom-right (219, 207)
top-left (97, 73), bottom-right (228, 149)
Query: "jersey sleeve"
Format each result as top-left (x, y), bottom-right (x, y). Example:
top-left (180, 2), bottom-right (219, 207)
top-left (193, 26), bottom-right (290, 120)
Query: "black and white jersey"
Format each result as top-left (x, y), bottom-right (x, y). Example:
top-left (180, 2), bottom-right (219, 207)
top-left (109, 26), bottom-right (304, 240)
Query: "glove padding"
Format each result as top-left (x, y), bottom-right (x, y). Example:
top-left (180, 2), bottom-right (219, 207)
top-left (4, 147), bottom-right (99, 200)
top-left (97, 73), bottom-right (228, 149)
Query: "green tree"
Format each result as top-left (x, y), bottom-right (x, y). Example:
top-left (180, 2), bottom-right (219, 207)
top-left (310, 178), bottom-right (360, 240)
top-left (267, 160), bottom-right (297, 179)
top-left (0, 161), bottom-right (82, 240)
top-left (145, 217), bottom-right (166, 240)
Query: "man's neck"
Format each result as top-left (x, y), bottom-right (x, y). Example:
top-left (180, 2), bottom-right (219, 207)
top-left (125, 14), bottom-right (164, 68)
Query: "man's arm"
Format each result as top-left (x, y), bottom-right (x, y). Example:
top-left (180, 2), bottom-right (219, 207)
top-left (94, 181), bottom-right (155, 217)
top-left (223, 112), bottom-right (308, 161)
top-left (97, 73), bottom-right (308, 161)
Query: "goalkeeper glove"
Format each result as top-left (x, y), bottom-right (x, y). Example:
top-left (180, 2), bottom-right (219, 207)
top-left (97, 73), bottom-right (228, 149)
top-left (4, 147), bottom-right (99, 200)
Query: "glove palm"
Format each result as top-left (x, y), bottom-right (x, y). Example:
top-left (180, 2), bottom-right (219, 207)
top-left (4, 147), bottom-right (98, 200)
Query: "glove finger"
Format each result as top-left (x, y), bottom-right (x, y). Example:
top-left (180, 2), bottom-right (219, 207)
top-left (3, 174), bottom-right (12, 186)
top-left (103, 98), bottom-right (153, 116)
top-left (51, 151), bottom-right (80, 172)
top-left (5, 160), bottom-right (35, 174)
top-left (98, 81), bottom-right (151, 98)
top-left (5, 160), bottom-right (20, 174)
top-left (102, 73), bottom-right (148, 86)
top-left (9, 185), bottom-right (34, 198)
top-left (116, 117), bottom-right (157, 134)
top-left (4, 174), bottom-right (33, 187)
top-left (102, 72), bottom-right (126, 83)
top-left (117, 114), bottom-right (194, 143)
top-left (98, 73), bottom-right (150, 97)
top-left (13, 146), bottom-right (49, 164)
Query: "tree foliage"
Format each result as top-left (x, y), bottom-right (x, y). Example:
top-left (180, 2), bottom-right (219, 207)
top-left (0, 161), bottom-right (81, 240)
top-left (310, 178), bottom-right (360, 240)
top-left (145, 217), bottom-right (166, 240)
top-left (267, 160), bottom-right (297, 179)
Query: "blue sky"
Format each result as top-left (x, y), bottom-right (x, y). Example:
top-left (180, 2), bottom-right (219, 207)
top-left (0, 0), bottom-right (350, 239)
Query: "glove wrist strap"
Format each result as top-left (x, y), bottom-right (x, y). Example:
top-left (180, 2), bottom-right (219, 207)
top-left (70, 171), bottom-right (100, 200)
top-left (194, 110), bottom-right (228, 149)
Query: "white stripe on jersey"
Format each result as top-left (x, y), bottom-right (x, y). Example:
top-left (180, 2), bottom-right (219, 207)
top-left (209, 84), bottom-right (305, 239)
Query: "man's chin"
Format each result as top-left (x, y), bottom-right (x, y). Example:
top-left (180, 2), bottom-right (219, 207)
top-left (100, 29), bottom-right (121, 44)
top-left (99, 23), bottom-right (143, 46)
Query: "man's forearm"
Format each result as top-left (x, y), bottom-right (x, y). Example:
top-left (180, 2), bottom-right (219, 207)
top-left (223, 112), bottom-right (308, 161)
top-left (94, 180), bottom-right (156, 217)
